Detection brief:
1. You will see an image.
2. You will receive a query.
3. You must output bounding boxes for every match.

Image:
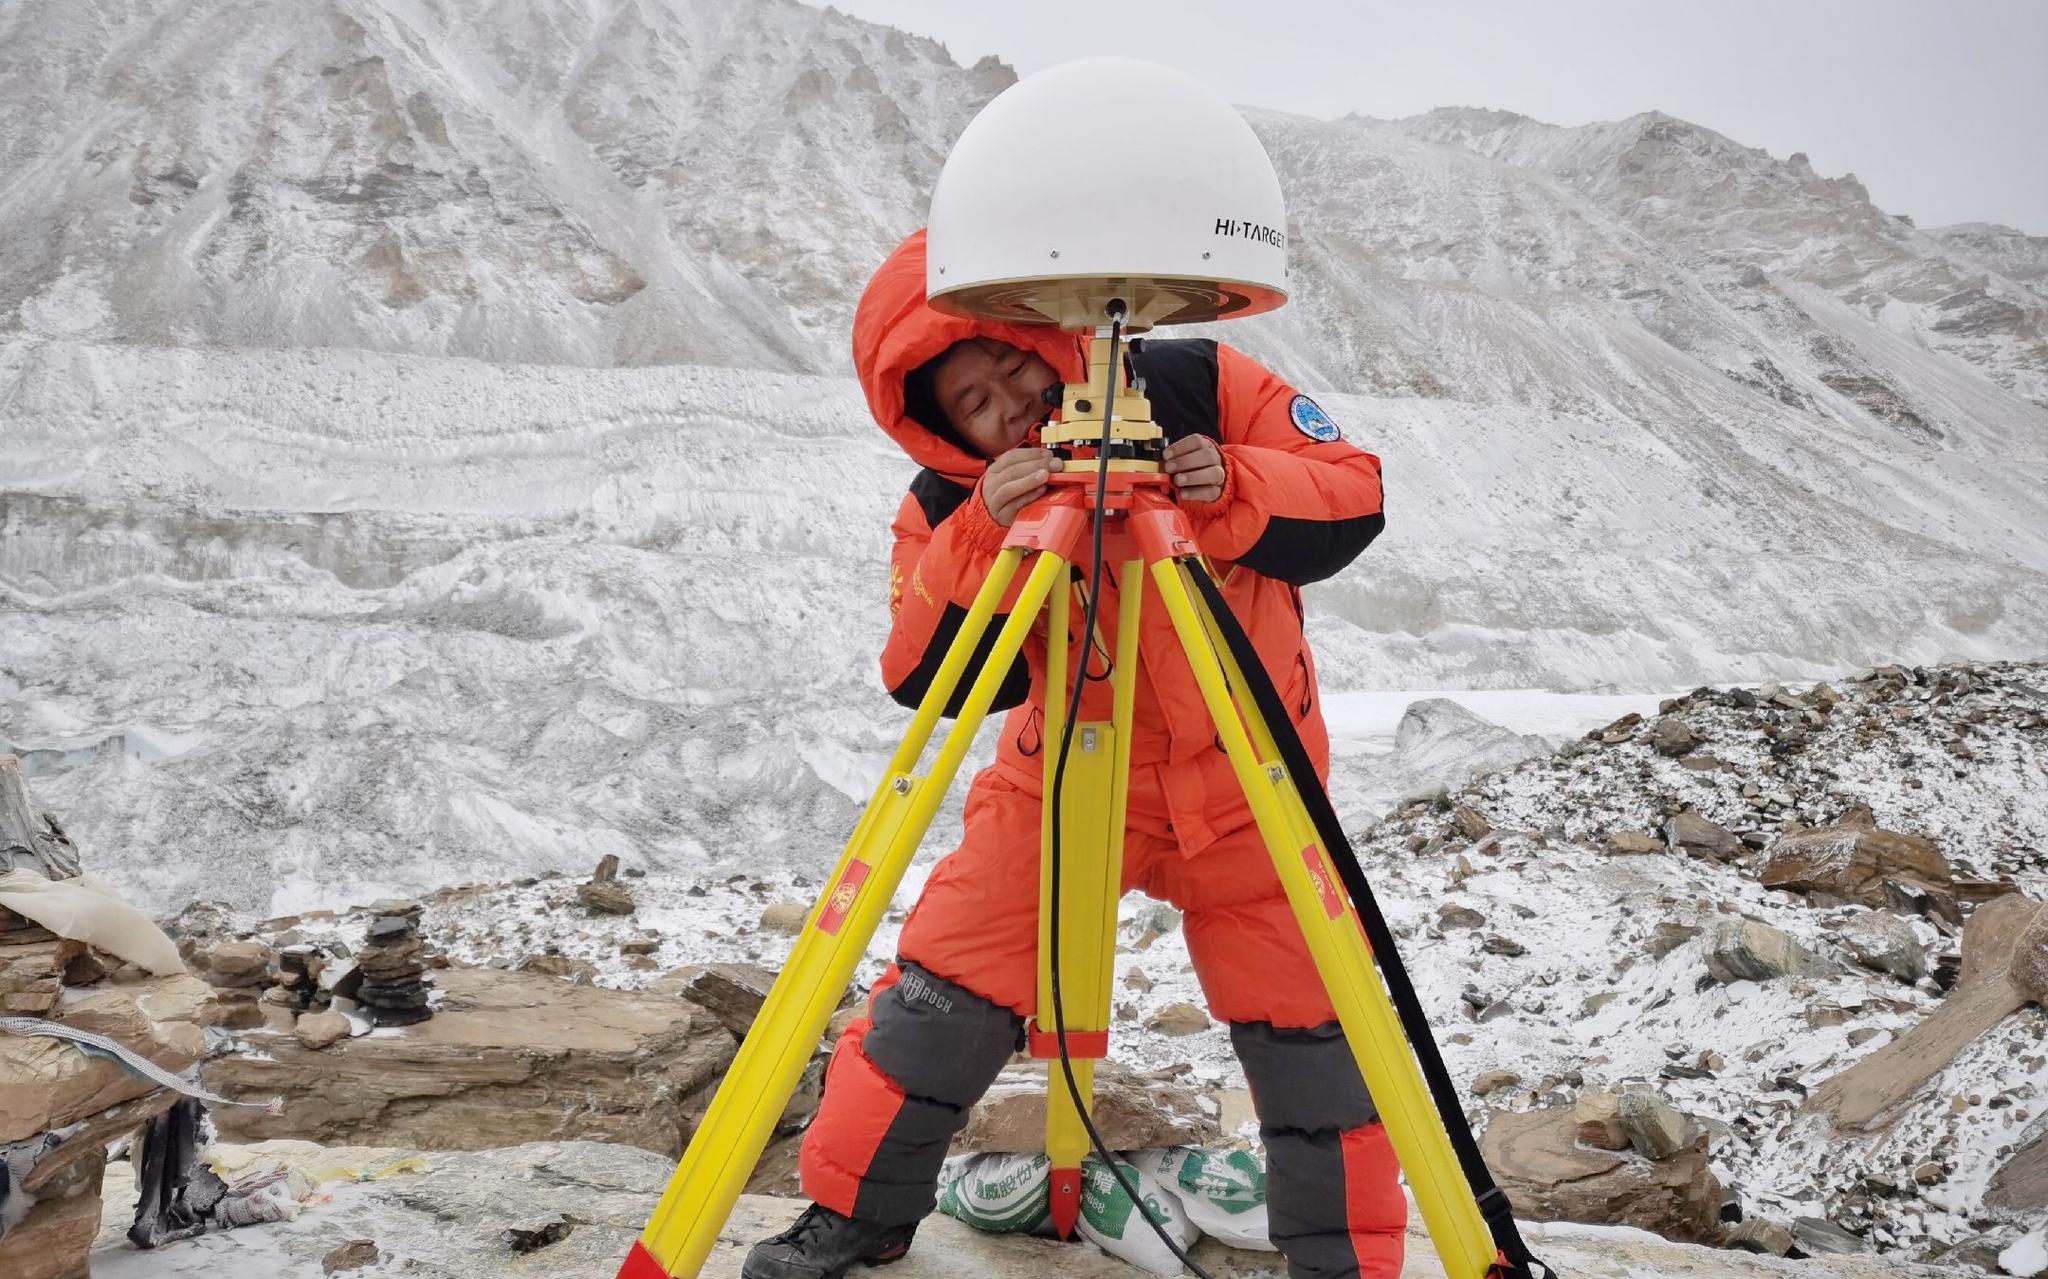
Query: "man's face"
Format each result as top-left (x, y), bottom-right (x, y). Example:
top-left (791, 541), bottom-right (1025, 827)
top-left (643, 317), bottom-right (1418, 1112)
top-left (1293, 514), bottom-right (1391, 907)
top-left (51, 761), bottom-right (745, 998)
top-left (928, 337), bottom-right (1060, 458)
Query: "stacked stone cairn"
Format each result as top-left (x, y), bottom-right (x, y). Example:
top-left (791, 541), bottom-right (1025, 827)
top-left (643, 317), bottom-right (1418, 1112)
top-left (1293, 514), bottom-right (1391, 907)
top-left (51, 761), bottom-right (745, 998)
top-left (1, 905), bottom-right (79, 1015)
top-left (0, 755), bottom-right (216, 1276)
top-left (575, 853), bottom-right (636, 916)
top-left (198, 940), bottom-right (274, 1030)
top-left (271, 945), bottom-right (328, 1013)
top-left (352, 901), bottom-right (433, 1027)
top-left (1, 755), bottom-right (96, 1023)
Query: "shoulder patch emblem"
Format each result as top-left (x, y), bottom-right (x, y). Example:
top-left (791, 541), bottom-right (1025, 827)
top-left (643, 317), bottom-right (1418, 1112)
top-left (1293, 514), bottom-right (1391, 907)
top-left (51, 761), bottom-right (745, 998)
top-left (1288, 394), bottom-right (1341, 443)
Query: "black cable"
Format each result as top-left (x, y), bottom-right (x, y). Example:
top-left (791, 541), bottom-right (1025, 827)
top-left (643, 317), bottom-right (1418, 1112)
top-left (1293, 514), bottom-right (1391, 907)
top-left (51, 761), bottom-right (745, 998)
top-left (1045, 304), bottom-right (1215, 1278)
top-left (1044, 322), bottom-right (1544, 1278)
top-left (1069, 574), bottom-right (1116, 681)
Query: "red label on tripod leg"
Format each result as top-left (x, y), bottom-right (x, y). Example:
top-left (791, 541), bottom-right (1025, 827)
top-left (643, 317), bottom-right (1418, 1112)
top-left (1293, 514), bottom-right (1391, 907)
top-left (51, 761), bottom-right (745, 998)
top-left (1302, 845), bottom-right (1344, 920)
top-left (815, 861), bottom-right (872, 936)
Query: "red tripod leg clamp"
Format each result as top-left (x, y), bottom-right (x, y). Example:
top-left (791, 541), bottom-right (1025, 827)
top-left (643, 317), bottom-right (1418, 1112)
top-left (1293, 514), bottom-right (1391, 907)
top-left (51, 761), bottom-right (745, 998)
top-left (1027, 1026), bottom-right (1109, 1058)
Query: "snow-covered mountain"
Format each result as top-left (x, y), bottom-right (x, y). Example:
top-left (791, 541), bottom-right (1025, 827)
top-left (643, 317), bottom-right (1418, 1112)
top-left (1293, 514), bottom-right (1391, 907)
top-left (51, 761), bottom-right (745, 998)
top-left (1371, 107), bottom-right (2048, 408)
top-left (1924, 222), bottom-right (2048, 303)
top-left (0, 0), bottom-right (1009, 368)
top-left (5, 0), bottom-right (2045, 407)
top-left (2, 0), bottom-right (2046, 913)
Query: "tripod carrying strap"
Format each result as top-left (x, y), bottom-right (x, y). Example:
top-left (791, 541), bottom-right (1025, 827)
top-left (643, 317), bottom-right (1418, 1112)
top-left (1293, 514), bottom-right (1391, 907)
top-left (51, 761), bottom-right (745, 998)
top-left (1184, 563), bottom-right (1554, 1279)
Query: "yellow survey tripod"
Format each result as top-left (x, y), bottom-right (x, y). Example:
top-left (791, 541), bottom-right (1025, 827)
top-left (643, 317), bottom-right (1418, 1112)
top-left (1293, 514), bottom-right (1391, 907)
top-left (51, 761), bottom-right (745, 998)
top-left (620, 308), bottom-right (1553, 1279)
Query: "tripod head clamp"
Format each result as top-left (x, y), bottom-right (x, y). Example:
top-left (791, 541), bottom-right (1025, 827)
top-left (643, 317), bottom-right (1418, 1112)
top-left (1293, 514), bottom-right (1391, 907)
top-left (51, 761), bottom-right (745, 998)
top-left (1037, 309), bottom-right (1163, 478)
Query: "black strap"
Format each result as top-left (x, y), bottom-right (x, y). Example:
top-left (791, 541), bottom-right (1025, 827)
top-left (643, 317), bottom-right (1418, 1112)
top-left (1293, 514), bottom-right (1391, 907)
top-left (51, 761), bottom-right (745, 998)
top-left (1183, 562), bottom-right (1555, 1279)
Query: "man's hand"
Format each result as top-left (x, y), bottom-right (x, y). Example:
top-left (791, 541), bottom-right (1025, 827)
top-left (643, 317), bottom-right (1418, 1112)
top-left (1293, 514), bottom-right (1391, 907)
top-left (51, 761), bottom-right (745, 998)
top-left (1162, 435), bottom-right (1227, 504)
top-left (982, 447), bottom-right (1064, 526)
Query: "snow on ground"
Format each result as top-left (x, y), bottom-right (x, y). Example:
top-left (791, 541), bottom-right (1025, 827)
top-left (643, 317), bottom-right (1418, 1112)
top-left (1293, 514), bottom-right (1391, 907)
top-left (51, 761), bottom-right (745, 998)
top-left (251, 682), bottom-right (1675, 1017)
top-left (231, 662), bottom-right (2047, 1266)
top-left (1334, 662), bottom-right (2046, 1262)
top-left (2003, 1229), bottom-right (2048, 1279)
top-left (1326, 689), bottom-right (1686, 742)
top-left (6, 334), bottom-right (2045, 921)
top-left (5, 330), bottom-right (2042, 1263)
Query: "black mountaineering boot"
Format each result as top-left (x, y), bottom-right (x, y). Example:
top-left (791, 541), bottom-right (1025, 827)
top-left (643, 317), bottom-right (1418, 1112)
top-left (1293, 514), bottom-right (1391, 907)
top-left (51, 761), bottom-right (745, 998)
top-left (740, 1202), bottom-right (919, 1279)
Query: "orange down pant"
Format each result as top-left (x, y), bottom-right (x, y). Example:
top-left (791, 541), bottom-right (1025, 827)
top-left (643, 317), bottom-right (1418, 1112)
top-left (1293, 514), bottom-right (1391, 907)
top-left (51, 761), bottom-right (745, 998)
top-left (798, 770), bottom-right (1408, 1278)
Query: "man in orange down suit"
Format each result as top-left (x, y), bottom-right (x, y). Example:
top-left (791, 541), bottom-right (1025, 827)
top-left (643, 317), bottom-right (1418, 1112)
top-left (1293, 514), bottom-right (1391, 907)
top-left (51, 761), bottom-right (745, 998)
top-left (744, 229), bottom-right (1399, 1279)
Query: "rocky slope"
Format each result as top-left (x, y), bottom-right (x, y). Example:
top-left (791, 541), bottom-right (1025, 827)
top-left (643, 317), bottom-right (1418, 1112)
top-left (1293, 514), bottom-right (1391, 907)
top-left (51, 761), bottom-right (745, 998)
top-left (171, 661), bottom-right (2046, 1269)
top-left (1342, 661), bottom-right (2046, 1269)
top-left (1372, 107), bottom-right (2048, 408)
top-left (1925, 224), bottom-right (2048, 304)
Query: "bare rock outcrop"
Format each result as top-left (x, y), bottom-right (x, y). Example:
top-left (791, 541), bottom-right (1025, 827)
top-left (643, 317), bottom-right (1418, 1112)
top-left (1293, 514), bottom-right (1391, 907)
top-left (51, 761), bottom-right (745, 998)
top-left (2, 975), bottom-right (211, 1144)
top-left (2, 1174), bottom-right (103, 1279)
top-left (202, 966), bottom-right (735, 1156)
top-left (953, 1060), bottom-right (1218, 1155)
top-left (1988, 1124), bottom-right (2048, 1214)
top-left (1704, 919), bottom-right (1835, 983)
top-left (1836, 909), bottom-right (1928, 982)
top-left (1650, 715), bottom-right (1701, 758)
top-left (189, 939), bottom-right (274, 1030)
top-left (1480, 1106), bottom-right (1722, 1243)
top-left (83, 1140), bottom-right (1986, 1278)
top-left (1665, 809), bottom-right (1742, 862)
top-left (575, 855), bottom-right (636, 917)
top-left (1761, 825), bottom-right (1957, 919)
top-left (680, 963), bottom-right (780, 1037)
top-left (1806, 894), bottom-right (2046, 1132)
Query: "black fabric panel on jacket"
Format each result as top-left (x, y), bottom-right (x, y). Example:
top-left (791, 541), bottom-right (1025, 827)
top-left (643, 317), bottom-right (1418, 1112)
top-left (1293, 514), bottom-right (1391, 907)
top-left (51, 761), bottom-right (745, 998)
top-left (1127, 338), bottom-right (1220, 444)
top-left (888, 601), bottom-right (1031, 717)
top-left (1130, 339), bottom-right (1383, 587)
top-left (909, 468), bottom-right (973, 528)
top-left (1235, 511), bottom-right (1386, 586)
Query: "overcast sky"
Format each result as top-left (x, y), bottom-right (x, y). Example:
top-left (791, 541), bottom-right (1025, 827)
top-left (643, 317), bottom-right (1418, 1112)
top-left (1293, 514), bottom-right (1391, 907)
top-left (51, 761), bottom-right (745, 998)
top-left (824, 0), bottom-right (2048, 234)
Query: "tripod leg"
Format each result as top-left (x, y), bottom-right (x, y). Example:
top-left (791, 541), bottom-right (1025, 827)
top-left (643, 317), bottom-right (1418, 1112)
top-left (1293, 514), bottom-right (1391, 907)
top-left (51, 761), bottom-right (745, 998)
top-left (1146, 559), bottom-right (1499, 1279)
top-left (1033, 558), bottom-right (1146, 1237)
top-left (622, 548), bottom-right (1066, 1279)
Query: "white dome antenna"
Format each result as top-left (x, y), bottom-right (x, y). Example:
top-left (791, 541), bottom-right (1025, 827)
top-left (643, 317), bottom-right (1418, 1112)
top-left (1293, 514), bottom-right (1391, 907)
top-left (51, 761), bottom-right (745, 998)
top-left (926, 57), bottom-right (1289, 332)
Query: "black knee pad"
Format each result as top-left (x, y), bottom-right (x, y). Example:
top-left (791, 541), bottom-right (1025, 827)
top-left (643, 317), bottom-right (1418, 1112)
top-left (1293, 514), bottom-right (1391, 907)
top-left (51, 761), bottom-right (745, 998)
top-left (863, 961), bottom-right (1024, 1105)
top-left (1230, 1020), bottom-right (1380, 1132)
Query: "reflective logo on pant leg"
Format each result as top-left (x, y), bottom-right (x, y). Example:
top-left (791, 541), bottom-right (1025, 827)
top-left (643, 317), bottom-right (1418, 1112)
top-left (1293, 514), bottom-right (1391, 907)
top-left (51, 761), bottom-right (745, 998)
top-left (896, 968), bottom-right (955, 1014)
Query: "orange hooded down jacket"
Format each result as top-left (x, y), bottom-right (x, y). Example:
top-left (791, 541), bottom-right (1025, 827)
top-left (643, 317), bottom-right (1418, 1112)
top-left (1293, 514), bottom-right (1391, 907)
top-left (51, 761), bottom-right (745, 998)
top-left (855, 230), bottom-right (1385, 854)
top-left (800, 233), bottom-right (1408, 1276)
